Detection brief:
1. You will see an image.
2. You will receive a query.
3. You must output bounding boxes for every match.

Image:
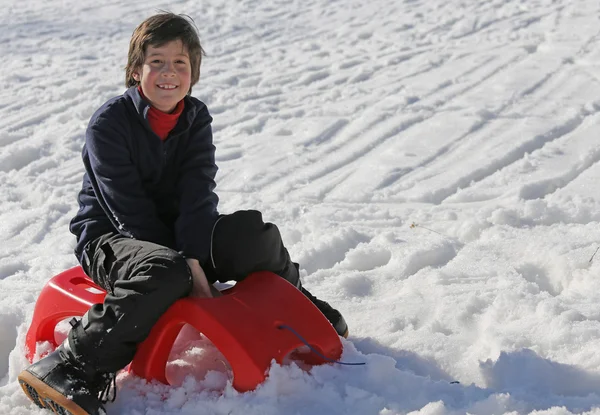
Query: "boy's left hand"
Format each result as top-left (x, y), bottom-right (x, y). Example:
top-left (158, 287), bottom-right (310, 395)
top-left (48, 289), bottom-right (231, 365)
top-left (186, 258), bottom-right (213, 298)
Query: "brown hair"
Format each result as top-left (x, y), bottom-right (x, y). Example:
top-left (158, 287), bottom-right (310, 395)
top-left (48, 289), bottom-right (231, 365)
top-left (125, 12), bottom-right (205, 95)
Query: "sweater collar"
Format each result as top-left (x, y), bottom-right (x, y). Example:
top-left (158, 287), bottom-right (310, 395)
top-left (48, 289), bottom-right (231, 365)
top-left (125, 86), bottom-right (198, 133)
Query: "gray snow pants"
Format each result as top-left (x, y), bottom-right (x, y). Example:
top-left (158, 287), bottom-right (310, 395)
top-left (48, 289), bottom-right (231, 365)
top-left (69, 210), bottom-right (300, 374)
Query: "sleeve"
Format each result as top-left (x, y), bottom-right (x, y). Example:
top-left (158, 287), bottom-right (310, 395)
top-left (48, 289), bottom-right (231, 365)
top-left (174, 116), bottom-right (219, 264)
top-left (84, 113), bottom-right (175, 247)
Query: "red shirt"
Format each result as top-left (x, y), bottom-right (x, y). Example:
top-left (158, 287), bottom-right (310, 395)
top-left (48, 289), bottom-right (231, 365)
top-left (138, 87), bottom-right (184, 140)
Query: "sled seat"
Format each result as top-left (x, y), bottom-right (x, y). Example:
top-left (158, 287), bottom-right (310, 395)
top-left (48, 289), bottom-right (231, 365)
top-left (25, 266), bottom-right (342, 392)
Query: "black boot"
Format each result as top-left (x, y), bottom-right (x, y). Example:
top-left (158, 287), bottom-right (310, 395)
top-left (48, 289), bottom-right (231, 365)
top-left (301, 287), bottom-right (349, 338)
top-left (18, 341), bottom-right (116, 415)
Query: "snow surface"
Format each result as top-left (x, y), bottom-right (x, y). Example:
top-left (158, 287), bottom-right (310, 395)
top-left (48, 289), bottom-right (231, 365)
top-left (2, 0), bottom-right (600, 413)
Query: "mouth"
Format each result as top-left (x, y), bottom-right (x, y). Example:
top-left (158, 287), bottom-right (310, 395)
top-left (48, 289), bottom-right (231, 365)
top-left (157, 84), bottom-right (178, 90)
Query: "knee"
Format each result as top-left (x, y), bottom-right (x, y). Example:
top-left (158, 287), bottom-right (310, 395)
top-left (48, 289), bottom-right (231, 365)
top-left (212, 210), bottom-right (285, 278)
top-left (136, 249), bottom-right (192, 296)
top-left (226, 210), bottom-right (281, 251)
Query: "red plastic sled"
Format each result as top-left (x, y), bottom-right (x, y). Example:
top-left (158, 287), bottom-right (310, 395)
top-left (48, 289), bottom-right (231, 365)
top-left (25, 266), bottom-right (342, 392)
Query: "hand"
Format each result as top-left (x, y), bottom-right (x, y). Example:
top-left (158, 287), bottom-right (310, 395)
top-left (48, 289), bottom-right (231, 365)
top-left (186, 258), bottom-right (213, 298)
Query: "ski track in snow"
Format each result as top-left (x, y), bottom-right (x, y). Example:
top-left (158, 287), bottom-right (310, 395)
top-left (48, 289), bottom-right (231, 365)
top-left (3, 0), bottom-right (600, 414)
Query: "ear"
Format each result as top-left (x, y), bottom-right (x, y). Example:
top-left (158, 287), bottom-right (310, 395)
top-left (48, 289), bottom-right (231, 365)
top-left (132, 71), bottom-right (140, 82)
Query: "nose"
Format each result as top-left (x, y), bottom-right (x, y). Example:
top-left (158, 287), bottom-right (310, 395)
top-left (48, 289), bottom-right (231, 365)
top-left (161, 61), bottom-right (176, 76)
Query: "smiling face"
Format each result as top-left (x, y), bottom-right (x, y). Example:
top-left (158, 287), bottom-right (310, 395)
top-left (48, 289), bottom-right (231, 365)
top-left (133, 39), bottom-right (192, 113)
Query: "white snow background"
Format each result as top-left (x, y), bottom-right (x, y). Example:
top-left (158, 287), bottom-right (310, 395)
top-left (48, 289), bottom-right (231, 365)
top-left (2, 0), bottom-right (600, 413)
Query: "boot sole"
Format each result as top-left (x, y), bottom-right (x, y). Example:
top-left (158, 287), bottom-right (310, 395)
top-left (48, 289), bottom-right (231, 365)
top-left (18, 370), bottom-right (91, 415)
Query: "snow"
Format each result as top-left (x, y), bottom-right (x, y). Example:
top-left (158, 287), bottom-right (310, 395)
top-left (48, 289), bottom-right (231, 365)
top-left (2, 0), bottom-right (600, 413)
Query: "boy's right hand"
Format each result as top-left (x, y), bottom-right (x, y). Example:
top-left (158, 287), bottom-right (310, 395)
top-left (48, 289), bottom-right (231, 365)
top-left (186, 258), bottom-right (213, 298)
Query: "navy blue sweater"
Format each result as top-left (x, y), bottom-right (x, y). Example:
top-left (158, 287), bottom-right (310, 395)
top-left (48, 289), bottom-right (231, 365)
top-left (69, 87), bottom-right (219, 264)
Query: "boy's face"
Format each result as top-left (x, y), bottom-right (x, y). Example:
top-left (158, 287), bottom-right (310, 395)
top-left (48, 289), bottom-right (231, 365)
top-left (133, 39), bottom-right (192, 113)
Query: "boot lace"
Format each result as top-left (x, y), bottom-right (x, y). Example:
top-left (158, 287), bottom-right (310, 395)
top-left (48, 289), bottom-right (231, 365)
top-left (97, 372), bottom-right (117, 404)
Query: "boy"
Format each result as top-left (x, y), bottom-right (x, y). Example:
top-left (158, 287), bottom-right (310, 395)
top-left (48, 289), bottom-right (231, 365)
top-left (18, 12), bottom-right (347, 415)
